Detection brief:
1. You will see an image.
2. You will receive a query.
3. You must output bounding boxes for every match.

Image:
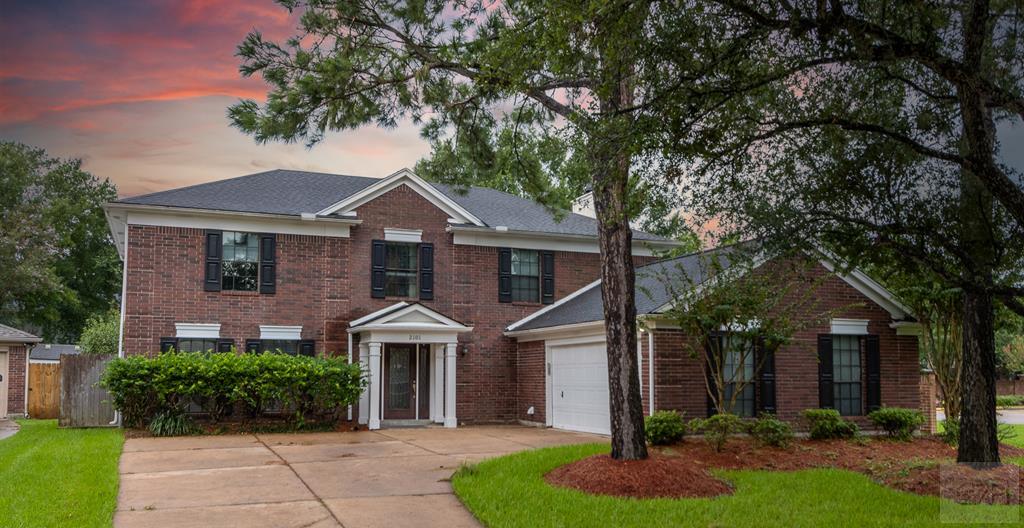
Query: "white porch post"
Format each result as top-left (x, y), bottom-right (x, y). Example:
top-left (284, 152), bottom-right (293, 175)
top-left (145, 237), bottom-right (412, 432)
top-left (444, 342), bottom-right (458, 428)
top-left (432, 344), bottom-right (444, 423)
top-left (358, 342), bottom-right (369, 424)
top-left (368, 342), bottom-right (383, 430)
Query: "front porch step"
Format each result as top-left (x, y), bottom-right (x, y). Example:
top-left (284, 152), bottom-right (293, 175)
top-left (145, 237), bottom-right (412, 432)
top-left (381, 419), bottom-right (435, 428)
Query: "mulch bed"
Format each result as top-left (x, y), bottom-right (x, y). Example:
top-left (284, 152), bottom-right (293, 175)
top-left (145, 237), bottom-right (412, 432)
top-left (545, 437), bottom-right (1024, 504)
top-left (124, 418), bottom-right (361, 438)
top-left (547, 452), bottom-right (733, 499)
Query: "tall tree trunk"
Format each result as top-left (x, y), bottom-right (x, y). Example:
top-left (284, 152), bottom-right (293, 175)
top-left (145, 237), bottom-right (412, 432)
top-left (590, 44), bottom-right (647, 461)
top-left (958, 288), bottom-right (999, 465)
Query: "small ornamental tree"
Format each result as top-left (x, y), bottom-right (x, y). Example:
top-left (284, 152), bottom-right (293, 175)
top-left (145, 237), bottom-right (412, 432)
top-left (78, 309), bottom-right (119, 356)
top-left (659, 247), bottom-right (839, 415)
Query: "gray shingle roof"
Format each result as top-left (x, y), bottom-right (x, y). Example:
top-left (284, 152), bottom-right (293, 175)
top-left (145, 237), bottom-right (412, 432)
top-left (0, 323), bottom-right (41, 343)
top-left (115, 169), bottom-right (666, 241)
top-left (510, 244), bottom-right (753, 332)
top-left (30, 344), bottom-right (81, 361)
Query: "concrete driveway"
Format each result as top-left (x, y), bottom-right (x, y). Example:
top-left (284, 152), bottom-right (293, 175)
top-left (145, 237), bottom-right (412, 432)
top-left (114, 426), bottom-right (604, 527)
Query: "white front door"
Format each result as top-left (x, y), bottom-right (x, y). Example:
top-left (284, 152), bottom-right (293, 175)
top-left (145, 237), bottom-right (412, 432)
top-left (550, 341), bottom-right (610, 435)
top-left (0, 351), bottom-right (9, 419)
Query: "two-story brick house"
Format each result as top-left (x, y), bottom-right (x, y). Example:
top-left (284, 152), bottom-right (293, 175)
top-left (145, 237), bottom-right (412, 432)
top-left (105, 168), bottom-right (928, 434)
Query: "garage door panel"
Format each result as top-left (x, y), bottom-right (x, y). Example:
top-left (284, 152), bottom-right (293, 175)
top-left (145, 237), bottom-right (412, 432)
top-left (550, 342), bottom-right (610, 435)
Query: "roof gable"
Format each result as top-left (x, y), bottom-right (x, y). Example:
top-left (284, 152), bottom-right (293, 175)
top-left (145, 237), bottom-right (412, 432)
top-left (317, 169), bottom-right (485, 226)
top-left (506, 244), bottom-right (914, 334)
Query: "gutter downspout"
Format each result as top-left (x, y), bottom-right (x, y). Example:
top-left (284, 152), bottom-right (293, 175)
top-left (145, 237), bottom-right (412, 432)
top-left (111, 220), bottom-right (129, 427)
top-left (648, 331), bottom-right (655, 415)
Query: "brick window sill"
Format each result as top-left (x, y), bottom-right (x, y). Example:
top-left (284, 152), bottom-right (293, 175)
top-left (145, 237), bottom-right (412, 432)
top-left (221, 290), bottom-right (259, 296)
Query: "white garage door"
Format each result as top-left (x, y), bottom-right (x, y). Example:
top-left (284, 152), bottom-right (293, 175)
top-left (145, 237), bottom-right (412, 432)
top-left (550, 341), bottom-right (610, 435)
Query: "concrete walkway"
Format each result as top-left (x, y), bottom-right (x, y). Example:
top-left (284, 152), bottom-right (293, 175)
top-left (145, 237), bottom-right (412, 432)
top-left (114, 426), bottom-right (604, 528)
top-left (0, 419), bottom-right (18, 441)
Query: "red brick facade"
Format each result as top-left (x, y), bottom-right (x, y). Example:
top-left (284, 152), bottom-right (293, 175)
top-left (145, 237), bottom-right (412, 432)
top-left (122, 184), bottom-right (655, 423)
top-left (517, 259), bottom-right (925, 429)
top-left (3, 344), bottom-right (27, 416)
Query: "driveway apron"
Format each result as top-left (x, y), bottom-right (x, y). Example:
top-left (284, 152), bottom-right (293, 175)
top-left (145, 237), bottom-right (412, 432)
top-left (114, 425), bottom-right (603, 528)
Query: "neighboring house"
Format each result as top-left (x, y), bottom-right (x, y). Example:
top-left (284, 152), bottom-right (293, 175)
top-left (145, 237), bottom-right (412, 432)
top-left (104, 168), bottom-right (923, 434)
top-left (29, 344), bottom-right (81, 364)
top-left (0, 324), bottom-right (42, 419)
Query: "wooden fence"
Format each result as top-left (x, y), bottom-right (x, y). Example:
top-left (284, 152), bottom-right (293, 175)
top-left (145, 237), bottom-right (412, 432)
top-left (28, 363), bottom-right (61, 419)
top-left (997, 379), bottom-right (1024, 396)
top-left (59, 354), bottom-right (116, 427)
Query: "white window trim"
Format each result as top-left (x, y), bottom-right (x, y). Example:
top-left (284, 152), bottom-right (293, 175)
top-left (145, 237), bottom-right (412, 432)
top-left (259, 325), bottom-right (303, 341)
top-left (175, 323), bottom-right (221, 339)
top-left (384, 228), bottom-right (423, 243)
top-left (830, 318), bottom-right (869, 335)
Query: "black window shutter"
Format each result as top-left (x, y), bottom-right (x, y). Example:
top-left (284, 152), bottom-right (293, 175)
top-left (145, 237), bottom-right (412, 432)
top-left (498, 248), bottom-right (512, 303)
top-left (216, 339), bottom-right (234, 353)
top-left (818, 335), bottom-right (835, 409)
top-left (245, 339), bottom-right (261, 354)
top-left (541, 251), bottom-right (555, 304)
top-left (259, 233), bottom-right (276, 294)
top-left (419, 243), bottom-right (434, 300)
top-left (160, 338), bottom-right (178, 353)
top-left (706, 334), bottom-right (720, 417)
top-left (865, 334), bottom-right (881, 412)
top-left (756, 337), bottom-right (777, 414)
top-left (204, 230), bottom-right (222, 291)
top-left (299, 340), bottom-right (316, 357)
top-left (371, 240), bottom-right (386, 298)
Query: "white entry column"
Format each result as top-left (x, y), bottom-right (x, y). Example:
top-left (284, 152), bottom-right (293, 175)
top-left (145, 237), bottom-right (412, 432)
top-left (358, 343), bottom-right (369, 424)
top-left (444, 342), bottom-right (458, 428)
top-left (432, 344), bottom-right (444, 423)
top-left (368, 342), bottom-right (382, 430)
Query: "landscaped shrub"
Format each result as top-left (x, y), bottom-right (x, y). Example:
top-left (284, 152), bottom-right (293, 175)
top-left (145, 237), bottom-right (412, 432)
top-left (867, 407), bottom-right (925, 441)
top-left (101, 352), bottom-right (365, 429)
top-left (148, 409), bottom-right (200, 437)
top-left (749, 413), bottom-right (794, 448)
top-left (940, 418), bottom-right (959, 446)
top-left (802, 409), bottom-right (859, 440)
top-left (693, 413), bottom-right (745, 452)
top-left (996, 395), bottom-right (1024, 408)
top-left (645, 411), bottom-right (686, 445)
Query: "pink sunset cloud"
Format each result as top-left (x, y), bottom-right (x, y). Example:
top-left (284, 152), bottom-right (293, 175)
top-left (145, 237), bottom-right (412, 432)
top-left (0, 0), bottom-right (432, 196)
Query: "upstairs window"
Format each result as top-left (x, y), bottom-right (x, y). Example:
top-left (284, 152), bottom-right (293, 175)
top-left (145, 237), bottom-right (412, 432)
top-left (510, 249), bottom-right (540, 302)
top-left (385, 242), bottom-right (418, 297)
top-left (222, 231), bottom-right (258, 291)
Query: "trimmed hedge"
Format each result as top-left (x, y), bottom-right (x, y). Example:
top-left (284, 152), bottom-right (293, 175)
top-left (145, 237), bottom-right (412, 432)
top-left (101, 352), bottom-right (365, 429)
top-left (802, 408), bottom-right (859, 440)
top-left (867, 407), bottom-right (924, 441)
top-left (645, 410), bottom-right (687, 445)
top-left (996, 395), bottom-right (1024, 408)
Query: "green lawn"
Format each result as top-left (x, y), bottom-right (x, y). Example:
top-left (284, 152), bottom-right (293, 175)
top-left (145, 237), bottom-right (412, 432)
top-left (453, 442), bottom-right (1024, 528)
top-left (0, 420), bottom-right (123, 528)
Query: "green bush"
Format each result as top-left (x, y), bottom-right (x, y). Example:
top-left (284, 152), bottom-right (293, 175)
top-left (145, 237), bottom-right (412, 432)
top-left (802, 409), bottom-right (859, 440)
top-left (867, 407), bottom-right (924, 441)
top-left (749, 413), bottom-right (794, 448)
top-left (149, 409), bottom-right (200, 437)
top-left (78, 309), bottom-right (119, 355)
top-left (940, 418), bottom-right (959, 446)
top-left (101, 352), bottom-right (365, 429)
top-left (996, 395), bottom-right (1024, 408)
top-left (693, 413), bottom-right (745, 452)
top-left (644, 411), bottom-right (686, 445)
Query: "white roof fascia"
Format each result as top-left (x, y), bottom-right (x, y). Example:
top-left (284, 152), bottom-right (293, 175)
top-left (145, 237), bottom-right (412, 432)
top-left (316, 168), bottom-right (485, 226)
top-left (505, 278), bottom-right (603, 332)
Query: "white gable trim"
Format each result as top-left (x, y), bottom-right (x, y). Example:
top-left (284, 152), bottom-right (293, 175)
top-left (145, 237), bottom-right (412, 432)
top-left (317, 169), bottom-right (485, 226)
top-left (349, 302), bottom-right (410, 327)
top-left (506, 279), bottom-right (602, 332)
top-left (816, 256), bottom-right (914, 320)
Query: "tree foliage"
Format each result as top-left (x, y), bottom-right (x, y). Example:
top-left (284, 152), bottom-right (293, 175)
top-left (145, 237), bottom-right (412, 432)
top-left (0, 142), bottom-right (120, 342)
top-left (79, 310), bottom-right (120, 356)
